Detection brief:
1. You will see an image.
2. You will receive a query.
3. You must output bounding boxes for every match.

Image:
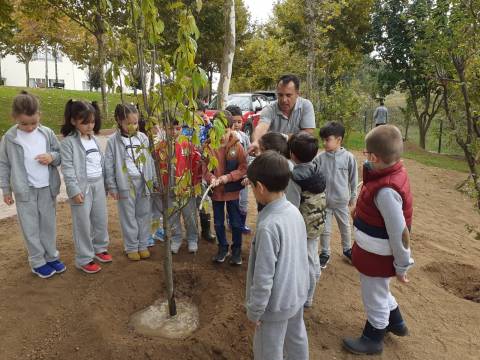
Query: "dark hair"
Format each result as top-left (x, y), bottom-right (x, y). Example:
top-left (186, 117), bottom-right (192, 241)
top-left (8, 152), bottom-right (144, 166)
top-left (213, 110), bottom-right (234, 128)
top-left (247, 150), bottom-right (291, 192)
top-left (225, 105), bottom-right (242, 117)
top-left (12, 91), bottom-right (39, 116)
top-left (278, 74), bottom-right (300, 91)
top-left (319, 121), bottom-right (345, 140)
top-left (288, 131), bottom-right (319, 163)
top-left (61, 100), bottom-right (101, 136)
top-left (259, 132), bottom-right (289, 158)
top-left (114, 103), bottom-right (139, 124)
top-left (366, 124), bottom-right (403, 164)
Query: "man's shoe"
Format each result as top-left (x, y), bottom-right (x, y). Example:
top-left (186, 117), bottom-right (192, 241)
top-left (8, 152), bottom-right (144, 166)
top-left (139, 249), bottom-right (150, 259)
top-left (343, 321), bottom-right (385, 355)
top-left (77, 261), bottom-right (101, 274)
top-left (32, 264), bottom-right (56, 278)
top-left (229, 247), bottom-right (242, 266)
top-left (47, 260), bottom-right (66, 274)
top-left (319, 253), bottom-right (330, 269)
top-left (387, 307), bottom-right (409, 336)
top-left (240, 212), bottom-right (251, 234)
top-left (212, 246), bottom-right (228, 263)
top-left (94, 252), bottom-right (113, 263)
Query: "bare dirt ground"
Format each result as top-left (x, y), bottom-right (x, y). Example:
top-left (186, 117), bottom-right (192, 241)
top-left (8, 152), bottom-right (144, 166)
top-left (0, 153), bottom-right (479, 360)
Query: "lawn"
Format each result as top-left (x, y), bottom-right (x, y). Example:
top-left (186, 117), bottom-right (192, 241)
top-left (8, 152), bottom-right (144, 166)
top-left (0, 86), bottom-right (134, 135)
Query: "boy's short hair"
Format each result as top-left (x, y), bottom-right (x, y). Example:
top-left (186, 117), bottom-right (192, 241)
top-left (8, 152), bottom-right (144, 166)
top-left (288, 131), bottom-right (319, 163)
top-left (319, 121), bottom-right (345, 139)
top-left (366, 125), bottom-right (403, 164)
top-left (247, 150), bottom-right (291, 192)
top-left (213, 110), bottom-right (234, 128)
top-left (225, 105), bottom-right (242, 117)
top-left (259, 132), bottom-right (289, 158)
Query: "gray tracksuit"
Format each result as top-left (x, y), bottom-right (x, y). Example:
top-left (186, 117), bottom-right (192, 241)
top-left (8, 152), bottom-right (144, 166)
top-left (314, 148), bottom-right (358, 254)
top-left (0, 125), bottom-right (61, 269)
top-left (105, 131), bottom-right (156, 253)
top-left (61, 132), bottom-right (109, 266)
top-left (246, 195), bottom-right (309, 360)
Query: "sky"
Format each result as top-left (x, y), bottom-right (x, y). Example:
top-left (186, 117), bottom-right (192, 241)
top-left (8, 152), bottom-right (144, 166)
top-left (243, 0), bottom-right (275, 24)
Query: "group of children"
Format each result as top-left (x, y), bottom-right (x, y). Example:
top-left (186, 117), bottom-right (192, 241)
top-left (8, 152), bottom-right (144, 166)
top-left (0, 91), bottom-right (414, 358)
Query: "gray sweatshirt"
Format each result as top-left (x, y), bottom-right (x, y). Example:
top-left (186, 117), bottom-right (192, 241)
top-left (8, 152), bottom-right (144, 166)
top-left (314, 148), bottom-right (358, 208)
top-left (0, 125), bottom-right (61, 201)
top-left (246, 195), bottom-right (309, 322)
top-left (61, 131), bottom-right (105, 199)
top-left (104, 130), bottom-right (156, 197)
top-left (373, 105), bottom-right (388, 125)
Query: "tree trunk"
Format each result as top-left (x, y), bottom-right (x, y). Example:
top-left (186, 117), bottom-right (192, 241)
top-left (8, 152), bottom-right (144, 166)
top-left (216, 0), bottom-right (235, 110)
top-left (305, 0), bottom-right (316, 104)
top-left (437, 118), bottom-right (443, 154)
top-left (208, 69), bottom-right (213, 103)
top-left (44, 43), bottom-right (49, 88)
top-left (419, 126), bottom-right (427, 149)
top-left (0, 54), bottom-right (3, 83)
top-left (149, 45), bottom-right (156, 93)
top-left (25, 61), bottom-right (30, 87)
top-left (53, 46), bottom-right (59, 82)
top-left (96, 32), bottom-right (108, 120)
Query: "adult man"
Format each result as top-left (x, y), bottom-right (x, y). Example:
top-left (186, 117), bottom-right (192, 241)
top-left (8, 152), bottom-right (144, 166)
top-left (373, 99), bottom-right (388, 126)
top-left (248, 74), bottom-right (315, 154)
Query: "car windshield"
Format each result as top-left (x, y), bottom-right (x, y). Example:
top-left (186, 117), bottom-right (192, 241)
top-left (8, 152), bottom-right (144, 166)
top-left (227, 95), bottom-right (251, 111)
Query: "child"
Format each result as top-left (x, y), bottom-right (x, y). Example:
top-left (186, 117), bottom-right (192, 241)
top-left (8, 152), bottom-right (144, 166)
top-left (0, 91), bottom-right (65, 278)
top-left (105, 104), bottom-right (156, 261)
top-left (60, 100), bottom-right (111, 274)
top-left (167, 121), bottom-right (201, 254)
top-left (343, 125), bottom-right (413, 355)
top-left (315, 121), bottom-right (358, 268)
top-left (226, 104), bottom-right (251, 234)
top-left (246, 150), bottom-right (309, 360)
top-left (203, 111), bottom-right (247, 265)
top-left (288, 132), bottom-right (327, 307)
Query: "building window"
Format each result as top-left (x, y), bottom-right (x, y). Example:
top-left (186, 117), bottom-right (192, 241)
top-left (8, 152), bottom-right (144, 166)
top-left (29, 78), bottom-right (46, 88)
top-left (32, 50), bottom-right (63, 62)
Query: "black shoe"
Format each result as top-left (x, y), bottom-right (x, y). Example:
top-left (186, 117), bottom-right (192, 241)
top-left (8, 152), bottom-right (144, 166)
top-left (200, 212), bottom-right (216, 242)
top-left (387, 307), bottom-right (409, 336)
top-left (319, 253), bottom-right (330, 269)
top-left (212, 246), bottom-right (228, 263)
top-left (229, 247), bottom-right (242, 266)
top-left (343, 321), bottom-right (385, 355)
top-left (343, 248), bottom-right (353, 263)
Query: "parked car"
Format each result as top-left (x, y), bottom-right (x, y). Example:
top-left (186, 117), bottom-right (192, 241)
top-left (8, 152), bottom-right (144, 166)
top-left (205, 93), bottom-right (268, 139)
top-left (254, 90), bottom-right (277, 103)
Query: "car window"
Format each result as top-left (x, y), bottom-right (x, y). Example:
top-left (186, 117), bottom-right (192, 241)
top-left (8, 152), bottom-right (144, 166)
top-left (208, 96), bottom-right (217, 109)
top-left (227, 95), bottom-right (252, 111)
top-left (252, 97), bottom-right (262, 111)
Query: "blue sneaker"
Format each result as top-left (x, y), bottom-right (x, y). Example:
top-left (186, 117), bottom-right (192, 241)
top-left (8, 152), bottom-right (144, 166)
top-left (153, 228), bottom-right (165, 242)
top-left (47, 260), bottom-right (67, 274)
top-left (147, 235), bottom-right (155, 247)
top-left (32, 264), bottom-right (56, 279)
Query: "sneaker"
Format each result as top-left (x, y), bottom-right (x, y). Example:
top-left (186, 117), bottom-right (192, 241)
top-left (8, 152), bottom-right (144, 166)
top-left (147, 236), bottom-right (156, 247)
top-left (153, 228), bottom-right (165, 242)
top-left (77, 261), bottom-right (101, 274)
top-left (171, 244), bottom-right (181, 254)
top-left (188, 242), bottom-right (198, 253)
top-left (94, 252), bottom-right (113, 263)
top-left (304, 300), bottom-right (313, 308)
top-left (343, 248), bottom-right (353, 263)
top-left (319, 253), bottom-right (330, 269)
top-left (32, 264), bottom-right (56, 279)
top-left (139, 249), bottom-right (150, 259)
top-left (127, 252), bottom-right (141, 261)
top-left (47, 260), bottom-right (66, 274)
top-left (212, 246), bottom-right (228, 263)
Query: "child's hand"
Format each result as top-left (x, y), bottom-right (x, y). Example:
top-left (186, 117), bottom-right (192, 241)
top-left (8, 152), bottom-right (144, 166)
top-left (3, 195), bottom-right (14, 206)
top-left (241, 178), bottom-right (249, 186)
top-left (35, 153), bottom-right (53, 165)
top-left (109, 192), bottom-right (120, 200)
top-left (396, 273), bottom-right (409, 284)
top-left (72, 193), bottom-right (84, 204)
top-left (348, 199), bottom-right (356, 208)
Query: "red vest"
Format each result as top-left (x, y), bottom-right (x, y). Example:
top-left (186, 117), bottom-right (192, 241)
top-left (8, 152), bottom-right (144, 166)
top-left (352, 161), bottom-right (413, 277)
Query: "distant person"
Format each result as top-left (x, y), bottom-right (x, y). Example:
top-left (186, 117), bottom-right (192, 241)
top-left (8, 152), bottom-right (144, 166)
top-left (61, 100), bottom-right (112, 274)
top-left (245, 151), bottom-right (309, 360)
top-left (373, 99), bottom-right (388, 126)
top-left (248, 74), bottom-right (315, 155)
top-left (315, 121), bottom-right (358, 269)
top-left (0, 91), bottom-right (65, 278)
top-left (343, 125), bottom-right (414, 355)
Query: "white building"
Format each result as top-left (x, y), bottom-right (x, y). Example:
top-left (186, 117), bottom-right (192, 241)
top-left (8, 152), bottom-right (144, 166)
top-left (0, 49), bottom-right (91, 91)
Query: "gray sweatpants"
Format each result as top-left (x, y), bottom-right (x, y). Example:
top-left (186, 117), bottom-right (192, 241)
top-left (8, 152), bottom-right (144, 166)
top-left (117, 177), bottom-right (151, 253)
top-left (253, 306), bottom-right (309, 360)
top-left (360, 274), bottom-right (398, 329)
top-left (70, 177), bottom-right (109, 267)
top-left (16, 186), bottom-right (59, 269)
top-left (171, 196), bottom-right (198, 250)
top-left (306, 237), bottom-right (321, 305)
top-left (239, 186), bottom-right (249, 214)
top-left (320, 205), bottom-right (352, 255)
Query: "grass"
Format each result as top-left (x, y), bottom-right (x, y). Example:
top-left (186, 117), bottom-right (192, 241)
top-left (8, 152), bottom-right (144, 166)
top-left (0, 86), bottom-right (134, 135)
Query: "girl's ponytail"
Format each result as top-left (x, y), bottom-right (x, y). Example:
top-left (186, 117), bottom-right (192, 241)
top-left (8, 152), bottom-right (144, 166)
top-left (61, 99), bottom-right (75, 137)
